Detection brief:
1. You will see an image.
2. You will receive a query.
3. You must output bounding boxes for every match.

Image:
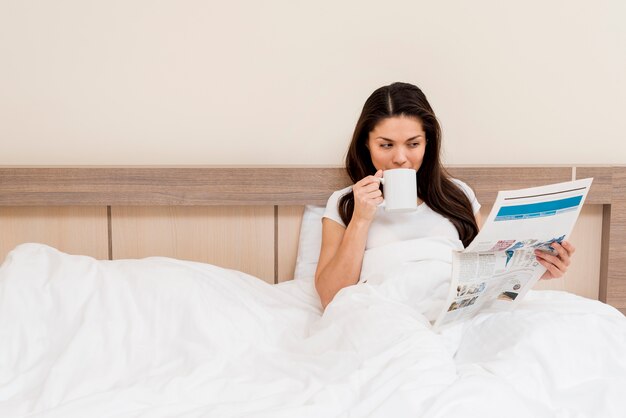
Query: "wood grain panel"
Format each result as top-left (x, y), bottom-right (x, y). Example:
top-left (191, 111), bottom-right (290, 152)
top-left (604, 167), bottom-right (626, 308)
top-left (277, 206), bottom-right (305, 283)
top-left (0, 206), bottom-right (109, 263)
top-left (576, 166), bottom-right (613, 204)
top-left (1, 166), bottom-right (592, 207)
top-left (447, 166), bottom-right (573, 205)
top-left (111, 206), bottom-right (275, 283)
top-left (0, 167), bottom-right (350, 206)
top-left (599, 204), bottom-right (611, 303)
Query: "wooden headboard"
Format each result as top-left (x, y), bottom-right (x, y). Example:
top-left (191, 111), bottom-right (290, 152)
top-left (0, 165), bottom-right (624, 315)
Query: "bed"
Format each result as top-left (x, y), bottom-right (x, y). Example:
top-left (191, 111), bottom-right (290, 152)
top-left (1, 165), bottom-right (625, 417)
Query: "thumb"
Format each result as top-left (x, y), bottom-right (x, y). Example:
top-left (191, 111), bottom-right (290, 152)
top-left (374, 169), bottom-right (383, 178)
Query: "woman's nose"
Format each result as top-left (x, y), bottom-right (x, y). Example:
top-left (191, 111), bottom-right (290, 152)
top-left (392, 149), bottom-right (408, 166)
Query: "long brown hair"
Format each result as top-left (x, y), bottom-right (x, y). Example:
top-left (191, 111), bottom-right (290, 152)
top-left (338, 82), bottom-right (478, 247)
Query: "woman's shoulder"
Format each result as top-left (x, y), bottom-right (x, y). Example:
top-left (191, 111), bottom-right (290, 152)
top-left (449, 178), bottom-right (474, 194)
top-left (323, 185), bottom-right (352, 228)
top-left (449, 178), bottom-right (481, 213)
top-left (325, 185), bottom-right (352, 211)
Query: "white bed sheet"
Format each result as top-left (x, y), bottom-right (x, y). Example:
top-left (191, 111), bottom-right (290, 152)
top-left (0, 243), bottom-right (625, 418)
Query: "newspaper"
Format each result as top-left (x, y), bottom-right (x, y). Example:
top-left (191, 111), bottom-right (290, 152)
top-left (433, 177), bottom-right (593, 330)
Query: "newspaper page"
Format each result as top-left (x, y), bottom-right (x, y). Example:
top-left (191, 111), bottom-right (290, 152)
top-left (433, 177), bottom-right (593, 330)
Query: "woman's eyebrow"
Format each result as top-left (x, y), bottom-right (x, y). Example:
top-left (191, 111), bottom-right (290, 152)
top-left (376, 135), bottom-right (423, 142)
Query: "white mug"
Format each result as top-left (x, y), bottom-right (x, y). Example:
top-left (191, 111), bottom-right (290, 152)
top-left (378, 168), bottom-right (418, 212)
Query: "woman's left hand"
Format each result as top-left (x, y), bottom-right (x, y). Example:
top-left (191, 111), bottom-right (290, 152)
top-left (535, 241), bottom-right (576, 280)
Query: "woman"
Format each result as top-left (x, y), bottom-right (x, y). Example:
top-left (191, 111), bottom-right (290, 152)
top-left (315, 82), bottom-right (575, 309)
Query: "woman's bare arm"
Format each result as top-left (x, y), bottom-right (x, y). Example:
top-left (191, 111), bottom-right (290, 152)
top-left (314, 170), bottom-right (383, 309)
top-left (314, 218), bottom-right (370, 309)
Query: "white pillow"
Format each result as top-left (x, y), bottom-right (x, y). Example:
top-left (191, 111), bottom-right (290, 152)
top-left (293, 205), bottom-right (325, 280)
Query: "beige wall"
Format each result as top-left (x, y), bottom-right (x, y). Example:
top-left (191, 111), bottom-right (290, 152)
top-left (1, 0), bottom-right (624, 165)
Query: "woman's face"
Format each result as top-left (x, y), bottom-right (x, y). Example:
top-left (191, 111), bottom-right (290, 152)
top-left (367, 116), bottom-right (426, 171)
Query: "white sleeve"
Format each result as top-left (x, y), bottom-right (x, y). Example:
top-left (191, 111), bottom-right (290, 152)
top-left (452, 179), bottom-right (481, 215)
top-left (322, 187), bottom-right (351, 228)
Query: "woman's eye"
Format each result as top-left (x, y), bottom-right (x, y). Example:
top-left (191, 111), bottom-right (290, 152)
top-left (380, 144), bottom-right (392, 149)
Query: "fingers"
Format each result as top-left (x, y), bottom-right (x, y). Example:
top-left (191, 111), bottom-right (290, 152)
top-left (352, 172), bottom-right (385, 220)
top-left (535, 248), bottom-right (566, 269)
top-left (359, 182), bottom-right (382, 193)
top-left (535, 253), bottom-right (566, 275)
top-left (535, 242), bottom-right (572, 279)
top-left (550, 242), bottom-right (571, 266)
top-left (354, 171), bottom-right (384, 196)
top-left (354, 183), bottom-right (381, 202)
top-left (562, 240), bottom-right (576, 255)
top-left (355, 171), bottom-right (383, 188)
top-left (537, 257), bottom-right (563, 279)
top-left (357, 190), bottom-right (382, 203)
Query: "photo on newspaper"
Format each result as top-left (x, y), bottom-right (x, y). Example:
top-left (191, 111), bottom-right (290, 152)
top-left (433, 177), bottom-right (593, 330)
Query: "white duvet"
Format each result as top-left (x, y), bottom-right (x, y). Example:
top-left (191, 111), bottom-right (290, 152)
top-left (1, 242), bottom-right (625, 418)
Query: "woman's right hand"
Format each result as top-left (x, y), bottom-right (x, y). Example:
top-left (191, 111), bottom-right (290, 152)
top-left (352, 170), bottom-right (384, 223)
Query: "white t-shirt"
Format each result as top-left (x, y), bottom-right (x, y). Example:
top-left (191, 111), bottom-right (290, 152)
top-left (322, 178), bottom-right (481, 250)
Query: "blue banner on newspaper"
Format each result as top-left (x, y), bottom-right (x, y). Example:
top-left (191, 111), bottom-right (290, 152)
top-left (495, 196), bottom-right (583, 221)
